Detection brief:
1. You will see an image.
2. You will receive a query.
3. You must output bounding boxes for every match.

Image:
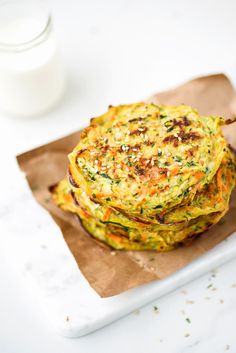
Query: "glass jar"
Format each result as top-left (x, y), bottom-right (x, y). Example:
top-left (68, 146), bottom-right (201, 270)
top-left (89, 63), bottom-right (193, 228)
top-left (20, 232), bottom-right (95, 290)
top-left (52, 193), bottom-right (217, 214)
top-left (0, 0), bottom-right (66, 117)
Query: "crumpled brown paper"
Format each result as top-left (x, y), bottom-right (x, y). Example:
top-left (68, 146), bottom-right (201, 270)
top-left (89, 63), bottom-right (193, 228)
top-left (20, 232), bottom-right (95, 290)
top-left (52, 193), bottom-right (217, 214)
top-left (17, 74), bottom-right (236, 297)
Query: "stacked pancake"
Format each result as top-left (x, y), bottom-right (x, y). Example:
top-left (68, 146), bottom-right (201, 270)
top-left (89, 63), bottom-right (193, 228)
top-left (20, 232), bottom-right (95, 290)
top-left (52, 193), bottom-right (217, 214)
top-left (52, 103), bottom-right (236, 251)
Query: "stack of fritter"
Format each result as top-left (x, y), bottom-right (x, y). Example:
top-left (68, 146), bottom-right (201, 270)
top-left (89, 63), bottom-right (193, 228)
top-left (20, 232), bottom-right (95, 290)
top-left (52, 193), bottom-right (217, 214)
top-left (52, 103), bottom-right (236, 251)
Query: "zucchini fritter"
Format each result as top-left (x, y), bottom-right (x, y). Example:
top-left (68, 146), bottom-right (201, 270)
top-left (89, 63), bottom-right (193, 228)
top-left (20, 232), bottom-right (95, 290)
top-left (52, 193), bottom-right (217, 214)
top-left (52, 179), bottom-right (227, 251)
top-left (69, 103), bottom-right (228, 219)
top-left (51, 103), bottom-right (236, 251)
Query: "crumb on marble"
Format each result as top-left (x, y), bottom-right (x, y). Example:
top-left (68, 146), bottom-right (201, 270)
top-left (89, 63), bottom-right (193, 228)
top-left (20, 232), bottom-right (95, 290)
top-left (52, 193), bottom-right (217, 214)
top-left (181, 290), bottom-right (187, 295)
top-left (211, 269), bottom-right (218, 275)
top-left (186, 300), bottom-right (194, 304)
top-left (153, 305), bottom-right (159, 313)
top-left (207, 283), bottom-right (213, 289)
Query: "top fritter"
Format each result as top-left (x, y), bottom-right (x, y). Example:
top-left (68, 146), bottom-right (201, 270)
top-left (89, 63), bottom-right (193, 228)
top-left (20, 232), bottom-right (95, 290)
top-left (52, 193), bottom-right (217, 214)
top-left (68, 103), bottom-right (228, 219)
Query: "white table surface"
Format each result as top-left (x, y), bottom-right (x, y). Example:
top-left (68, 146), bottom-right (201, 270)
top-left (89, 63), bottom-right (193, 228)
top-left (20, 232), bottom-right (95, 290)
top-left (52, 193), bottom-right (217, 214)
top-left (1, 0), bottom-right (236, 352)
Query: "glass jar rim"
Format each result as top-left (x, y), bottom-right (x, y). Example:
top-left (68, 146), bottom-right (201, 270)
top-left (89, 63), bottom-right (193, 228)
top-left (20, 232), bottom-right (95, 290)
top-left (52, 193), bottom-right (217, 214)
top-left (0, 14), bottom-right (52, 52)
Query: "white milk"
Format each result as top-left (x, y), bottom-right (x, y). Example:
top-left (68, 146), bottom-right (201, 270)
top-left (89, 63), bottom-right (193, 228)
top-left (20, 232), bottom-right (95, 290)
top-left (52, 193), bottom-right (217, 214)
top-left (0, 18), bottom-right (66, 117)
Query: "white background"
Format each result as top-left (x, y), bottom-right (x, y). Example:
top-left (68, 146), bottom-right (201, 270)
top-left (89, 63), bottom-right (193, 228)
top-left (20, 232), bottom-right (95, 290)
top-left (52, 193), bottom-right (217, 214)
top-left (1, 0), bottom-right (236, 352)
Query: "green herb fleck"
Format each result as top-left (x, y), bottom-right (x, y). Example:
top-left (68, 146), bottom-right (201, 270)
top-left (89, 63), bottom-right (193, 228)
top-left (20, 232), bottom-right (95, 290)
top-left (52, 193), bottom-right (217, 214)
top-left (164, 121), bottom-right (172, 128)
top-left (100, 173), bottom-right (111, 180)
top-left (185, 318), bottom-right (191, 324)
top-left (173, 156), bottom-right (182, 163)
top-left (126, 160), bottom-right (133, 167)
top-left (186, 161), bottom-right (196, 167)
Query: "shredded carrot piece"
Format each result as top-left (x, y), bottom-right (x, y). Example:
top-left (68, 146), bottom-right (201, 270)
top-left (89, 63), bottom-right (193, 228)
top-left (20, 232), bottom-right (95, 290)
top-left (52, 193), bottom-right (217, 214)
top-left (96, 193), bottom-right (113, 198)
top-left (108, 234), bottom-right (123, 241)
top-left (64, 194), bottom-right (72, 203)
top-left (150, 189), bottom-right (159, 195)
top-left (171, 167), bottom-right (180, 177)
top-left (216, 168), bottom-right (223, 188)
top-left (194, 171), bottom-right (204, 180)
top-left (103, 208), bottom-right (112, 221)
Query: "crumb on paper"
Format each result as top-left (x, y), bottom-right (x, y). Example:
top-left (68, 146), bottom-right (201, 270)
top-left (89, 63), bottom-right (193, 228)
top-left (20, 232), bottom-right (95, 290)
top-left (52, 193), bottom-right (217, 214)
top-left (185, 318), bottom-right (191, 324)
top-left (66, 316), bottom-right (70, 322)
top-left (180, 310), bottom-right (186, 316)
top-left (40, 244), bottom-right (47, 249)
top-left (31, 185), bottom-right (39, 192)
top-left (205, 297), bottom-right (211, 300)
top-left (225, 344), bottom-right (230, 350)
top-left (184, 333), bottom-right (190, 338)
top-left (219, 299), bottom-right (224, 304)
top-left (133, 309), bottom-right (140, 315)
top-left (231, 283), bottom-right (236, 288)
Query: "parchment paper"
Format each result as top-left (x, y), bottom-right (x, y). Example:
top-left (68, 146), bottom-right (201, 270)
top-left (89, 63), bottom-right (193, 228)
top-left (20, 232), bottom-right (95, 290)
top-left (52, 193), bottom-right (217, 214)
top-left (17, 74), bottom-right (236, 297)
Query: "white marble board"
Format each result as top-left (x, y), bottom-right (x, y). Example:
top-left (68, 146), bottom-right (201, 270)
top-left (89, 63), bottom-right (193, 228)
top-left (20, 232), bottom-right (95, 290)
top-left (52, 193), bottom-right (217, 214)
top-left (1, 182), bottom-right (236, 338)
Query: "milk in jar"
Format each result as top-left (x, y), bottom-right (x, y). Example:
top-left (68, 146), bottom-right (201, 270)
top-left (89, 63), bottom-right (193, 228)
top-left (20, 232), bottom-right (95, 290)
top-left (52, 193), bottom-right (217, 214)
top-left (0, 0), bottom-right (66, 117)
